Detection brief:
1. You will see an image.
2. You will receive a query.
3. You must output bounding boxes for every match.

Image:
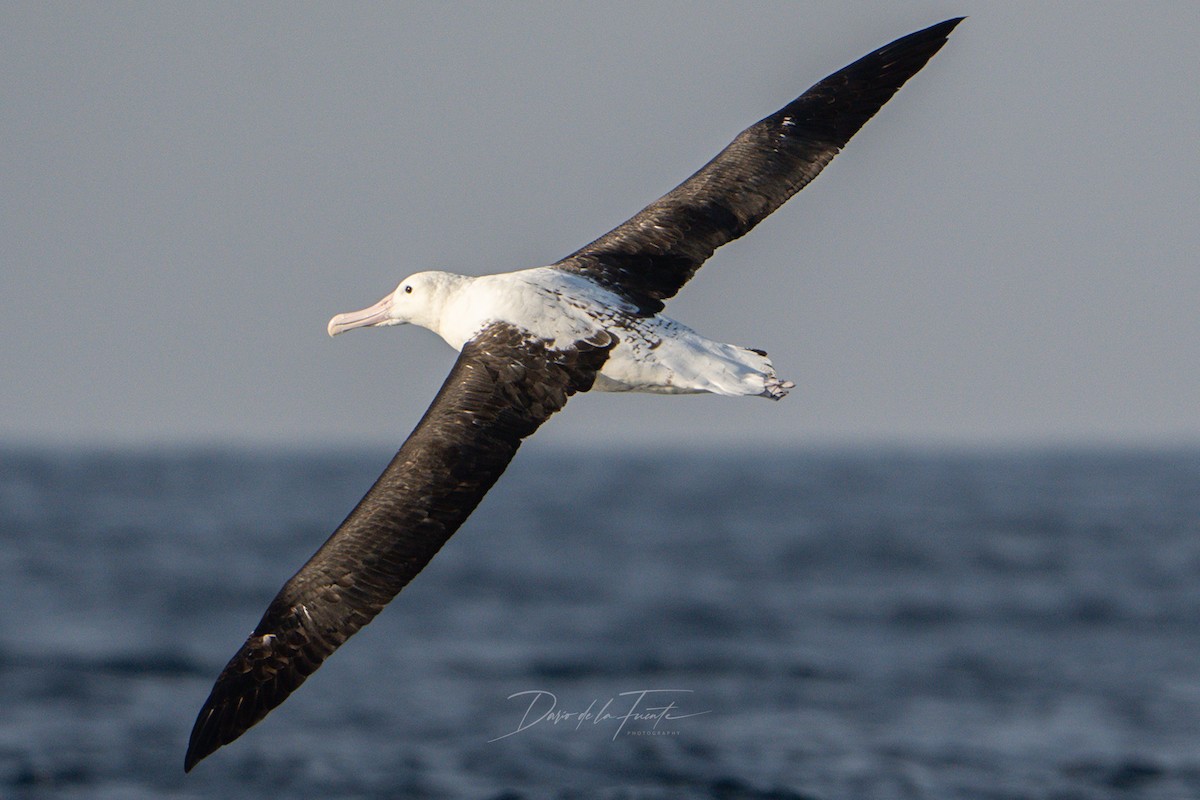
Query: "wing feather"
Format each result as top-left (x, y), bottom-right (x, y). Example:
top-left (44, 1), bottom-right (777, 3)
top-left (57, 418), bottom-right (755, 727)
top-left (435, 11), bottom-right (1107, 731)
top-left (554, 18), bottom-right (962, 313)
top-left (184, 323), bottom-right (613, 771)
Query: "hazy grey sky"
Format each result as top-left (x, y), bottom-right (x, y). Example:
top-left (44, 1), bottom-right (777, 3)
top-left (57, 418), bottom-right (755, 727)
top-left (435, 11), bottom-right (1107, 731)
top-left (3, 2), bottom-right (1198, 448)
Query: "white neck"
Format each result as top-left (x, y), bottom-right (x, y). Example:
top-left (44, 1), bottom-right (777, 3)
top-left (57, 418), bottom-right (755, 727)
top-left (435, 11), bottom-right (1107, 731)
top-left (411, 271), bottom-right (474, 344)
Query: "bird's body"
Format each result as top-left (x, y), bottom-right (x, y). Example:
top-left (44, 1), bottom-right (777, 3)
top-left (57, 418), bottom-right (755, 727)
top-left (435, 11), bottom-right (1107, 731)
top-left (186, 18), bottom-right (962, 771)
top-left (346, 267), bottom-right (793, 398)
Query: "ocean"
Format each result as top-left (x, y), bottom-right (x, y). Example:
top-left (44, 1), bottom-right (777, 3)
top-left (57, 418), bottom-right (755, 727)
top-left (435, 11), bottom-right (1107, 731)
top-left (1, 447), bottom-right (1198, 799)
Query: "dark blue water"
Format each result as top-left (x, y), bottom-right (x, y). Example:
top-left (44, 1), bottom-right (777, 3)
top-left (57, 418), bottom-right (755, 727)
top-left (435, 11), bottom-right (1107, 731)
top-left (2, 447), bottom-right (1199, 799)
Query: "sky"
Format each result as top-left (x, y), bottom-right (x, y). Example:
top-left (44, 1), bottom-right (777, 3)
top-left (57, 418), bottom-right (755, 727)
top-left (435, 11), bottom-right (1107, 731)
top-left (2, 2), bottom-right (1198, 450)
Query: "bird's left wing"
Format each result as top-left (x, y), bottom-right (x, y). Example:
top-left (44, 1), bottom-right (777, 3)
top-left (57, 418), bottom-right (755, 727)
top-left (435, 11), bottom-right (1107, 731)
top-left (185, 322), bottom-right (613, 771)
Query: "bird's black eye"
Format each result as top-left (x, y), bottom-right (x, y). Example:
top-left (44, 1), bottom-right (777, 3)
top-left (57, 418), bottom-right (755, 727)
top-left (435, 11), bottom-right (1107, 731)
top-left (404, 285), bottom-right (413, 294)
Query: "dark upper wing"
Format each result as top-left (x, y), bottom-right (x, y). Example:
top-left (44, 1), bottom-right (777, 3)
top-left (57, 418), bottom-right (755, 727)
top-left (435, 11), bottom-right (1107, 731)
top-left (554, 18), bottom-right (962, 314)
top-left (184, 323), bottom-right (613, 771)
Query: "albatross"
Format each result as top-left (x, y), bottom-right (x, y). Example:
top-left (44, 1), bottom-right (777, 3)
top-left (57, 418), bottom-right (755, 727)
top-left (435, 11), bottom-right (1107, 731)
top-left (186, 17), bottom-right (962, 770)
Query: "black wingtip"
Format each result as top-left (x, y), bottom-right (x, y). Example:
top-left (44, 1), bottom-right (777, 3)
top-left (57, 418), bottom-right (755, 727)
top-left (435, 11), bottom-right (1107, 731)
top-left (892, 16), bottom-right (965, 52)
top-left (938, 17), bottom-right (967, 37)
top-left (886, 17), bottom-right (966, 55)
top-left (922, 17), bottom-right (966, 48)
top-left (183, 708), bottom-right (215, 772)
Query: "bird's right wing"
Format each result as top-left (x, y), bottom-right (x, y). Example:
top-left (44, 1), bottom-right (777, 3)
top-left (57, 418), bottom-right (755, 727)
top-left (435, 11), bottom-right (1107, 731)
top-left (185, 322), bottom-right (613, 771)
top-left (553, 18), bottom-right (962, 314)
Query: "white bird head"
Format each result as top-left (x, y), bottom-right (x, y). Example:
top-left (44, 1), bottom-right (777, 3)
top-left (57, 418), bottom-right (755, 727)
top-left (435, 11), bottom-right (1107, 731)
top-left (327, 271), bottom-right (464, 337)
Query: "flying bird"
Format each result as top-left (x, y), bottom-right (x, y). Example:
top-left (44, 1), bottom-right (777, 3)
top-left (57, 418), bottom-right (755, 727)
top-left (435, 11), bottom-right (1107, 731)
top-left (186, 17), bottom-right (962, 771)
